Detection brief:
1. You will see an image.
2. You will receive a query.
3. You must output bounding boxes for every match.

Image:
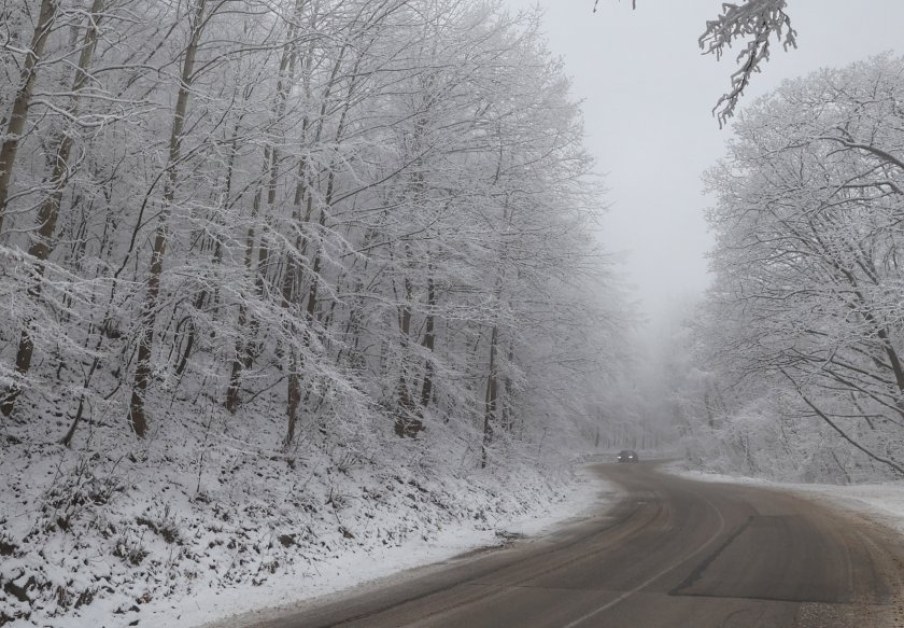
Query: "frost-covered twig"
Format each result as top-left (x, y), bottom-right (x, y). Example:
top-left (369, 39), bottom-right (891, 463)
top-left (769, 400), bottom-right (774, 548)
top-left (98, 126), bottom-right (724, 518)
top-left (700, 0), bottom-right (796, 126)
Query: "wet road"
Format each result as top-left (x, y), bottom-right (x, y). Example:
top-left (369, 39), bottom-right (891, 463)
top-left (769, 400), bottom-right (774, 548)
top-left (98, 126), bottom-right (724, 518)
top-left (252, 463), bottom-right (904, 628)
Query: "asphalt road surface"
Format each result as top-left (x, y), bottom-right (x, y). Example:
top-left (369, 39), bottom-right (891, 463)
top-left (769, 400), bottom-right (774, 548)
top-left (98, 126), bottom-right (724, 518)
top-left (251, 463), bottom-right (904, 628)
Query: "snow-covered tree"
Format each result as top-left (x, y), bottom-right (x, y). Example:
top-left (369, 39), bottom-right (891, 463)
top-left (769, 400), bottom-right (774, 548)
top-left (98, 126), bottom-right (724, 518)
top-left (0, 1), bottom-right (633, 620)
top-left (696, 54), bottom-right (904, 479)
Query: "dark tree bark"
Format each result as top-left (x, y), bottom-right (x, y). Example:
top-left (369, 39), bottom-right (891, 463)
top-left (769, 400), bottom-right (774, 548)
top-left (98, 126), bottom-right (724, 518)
top-left (480, 324), bottom-right (499, 468)
top-left (2, 0), bottom-right (104, 417)
top-left (0, 0), bottom-right (59, 235)
top-left (128, 0), bottom-right (206, 437)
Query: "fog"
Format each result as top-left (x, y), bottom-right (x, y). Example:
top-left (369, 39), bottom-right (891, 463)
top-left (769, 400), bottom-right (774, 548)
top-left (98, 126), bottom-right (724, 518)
top-left (502, 0), bottom-right (904, 327)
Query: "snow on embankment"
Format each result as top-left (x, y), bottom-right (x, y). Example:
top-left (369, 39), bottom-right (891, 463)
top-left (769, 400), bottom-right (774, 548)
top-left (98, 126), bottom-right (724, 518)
top-left (669, 465), bottom-right (904, 536)
top-left (0, 434), bottom-right (604, 628)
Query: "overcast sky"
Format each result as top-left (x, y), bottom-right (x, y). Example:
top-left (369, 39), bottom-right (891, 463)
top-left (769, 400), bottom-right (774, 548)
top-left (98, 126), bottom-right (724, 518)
top-left (501, 0), bottom-right (904, 326)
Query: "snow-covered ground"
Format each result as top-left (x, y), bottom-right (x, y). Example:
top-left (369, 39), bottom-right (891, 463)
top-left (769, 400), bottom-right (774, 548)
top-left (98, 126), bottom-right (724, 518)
top-left (669, 466), bottom-right (904, 536)
top-left (8, 448), bottom-right (900, 628)
top-left (189, 464), bottom-right (613, 628)
top-left (0, 433), bottom-right (615, 628)
top-left (140, 463), bottom-right (904, 628)
top-left (193, 462), bottom-right (904, 628)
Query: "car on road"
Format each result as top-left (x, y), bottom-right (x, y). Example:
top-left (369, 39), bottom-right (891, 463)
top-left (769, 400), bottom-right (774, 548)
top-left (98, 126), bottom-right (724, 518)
top-left (617, 450), bottom-right (639, 463)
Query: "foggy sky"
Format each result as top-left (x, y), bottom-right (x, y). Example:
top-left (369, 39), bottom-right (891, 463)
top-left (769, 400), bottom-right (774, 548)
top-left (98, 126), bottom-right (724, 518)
top-left (502, 0), bottom-right (904, 326)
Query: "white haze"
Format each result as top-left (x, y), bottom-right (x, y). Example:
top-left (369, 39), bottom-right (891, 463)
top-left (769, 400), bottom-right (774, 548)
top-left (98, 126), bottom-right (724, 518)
top-left (504, 0), bottom-right (904, 326)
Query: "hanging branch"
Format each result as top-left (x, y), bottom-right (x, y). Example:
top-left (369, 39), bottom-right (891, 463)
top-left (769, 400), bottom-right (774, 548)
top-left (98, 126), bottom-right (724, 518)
top-left (699, 0), bottom-right (796, 127)
top-left (594, 0), bottom-right (796, 127)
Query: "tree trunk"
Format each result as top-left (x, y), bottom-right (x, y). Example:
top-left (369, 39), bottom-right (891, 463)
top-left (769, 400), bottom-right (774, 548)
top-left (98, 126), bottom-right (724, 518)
top-left (419, 277), bottom-right (436, 409)
top-left (226, 17), bottom-right (303, 413)
top-left (225, 150), bottom-right (270, 413)
top-left (175, 115), bottom-right (244, 380)
top-left (0, 0), bottom-right (59, 235)
top-left (2, 0), bottom-right (103, 417)
top-left (480, 324), bottom-right (498, 468)
top-left (501, 341), bottom-right (514, 432)
top-left (394, 272), bottom-right (423, 437)
top-left (128, 0), bottom-right (206, 437)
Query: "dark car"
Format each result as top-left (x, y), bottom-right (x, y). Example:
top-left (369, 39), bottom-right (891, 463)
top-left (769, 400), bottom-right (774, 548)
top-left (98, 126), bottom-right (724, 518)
top-left (617, 449), bottom-right (639, 463)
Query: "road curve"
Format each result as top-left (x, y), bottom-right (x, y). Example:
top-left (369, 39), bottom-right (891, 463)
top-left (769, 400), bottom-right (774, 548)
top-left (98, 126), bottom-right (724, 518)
top-left (253, 463), bottom-right (904, 628)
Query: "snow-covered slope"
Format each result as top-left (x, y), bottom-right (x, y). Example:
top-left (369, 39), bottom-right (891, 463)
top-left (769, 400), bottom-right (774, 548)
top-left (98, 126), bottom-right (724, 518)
top-left (0, 425), bottom-right (608, 628)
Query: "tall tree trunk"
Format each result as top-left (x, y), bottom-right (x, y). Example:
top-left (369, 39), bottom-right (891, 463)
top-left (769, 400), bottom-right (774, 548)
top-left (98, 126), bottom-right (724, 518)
top-left (282, 225), bottom-right (303, 445)
top-left (175, 114), bottom-right (246, 380)
top-left (394, 271), bottom-right (424, 437)
top-left (0, 0), bottom-right (59, 235)
top-left (501, 340), bottom-right (514, 432)
top-left (226, 11), bottom-right (303, 412)
top-left (225, 150), bottom-right (270, 413)
top-left (1, 0), bottom-right (105, 418)
top-left (128, 0), bottom-right (206, 437)
top-left (480, 324), bottom-right (499, 468)
top-left (419, 276), bottom-right (435, 408)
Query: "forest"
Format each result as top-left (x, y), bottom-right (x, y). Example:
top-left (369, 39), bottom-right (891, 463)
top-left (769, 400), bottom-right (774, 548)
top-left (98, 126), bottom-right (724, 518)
top-left (673, 54), bottom-right (904, 483)
top-left (3, 0), bottom-right (903, 624)
top-left (0, 0), bottom-right (628, 624)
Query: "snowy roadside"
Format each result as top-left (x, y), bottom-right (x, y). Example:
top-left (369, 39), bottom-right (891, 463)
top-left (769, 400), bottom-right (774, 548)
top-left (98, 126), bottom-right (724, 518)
top-left (0, 427), bottom-right (618, 628)
top-left (191, 461), bottom-right (904, 628)
top-left (155, 463), bottom-right (614, 628)
top-left (666, 465), bottom-right (904, 536)
top-left (141, 462), bottom-right (903, 628)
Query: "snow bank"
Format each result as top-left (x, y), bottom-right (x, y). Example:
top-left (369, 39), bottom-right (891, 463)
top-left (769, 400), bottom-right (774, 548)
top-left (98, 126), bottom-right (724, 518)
top-left (186, 464), bottom-right (609, 628)
top-left (0, 429), bottom-right (609, 628)
top-left (668, 465), bottom-right (904, 535)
